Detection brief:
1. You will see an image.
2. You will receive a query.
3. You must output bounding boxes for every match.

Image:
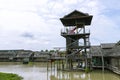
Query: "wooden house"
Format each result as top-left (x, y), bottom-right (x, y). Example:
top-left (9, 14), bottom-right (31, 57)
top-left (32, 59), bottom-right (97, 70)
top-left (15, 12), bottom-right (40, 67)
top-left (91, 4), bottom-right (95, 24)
top-left (0, 50), bottom-right (23, 61)
top-left (33, 51), bottom-right (50, 62)
top-left (90, 42), bottom-right (120, 74)
top-left (107, 41), bottom-right (120, 74)
top-left (15, 50), bottom-right (33, 62)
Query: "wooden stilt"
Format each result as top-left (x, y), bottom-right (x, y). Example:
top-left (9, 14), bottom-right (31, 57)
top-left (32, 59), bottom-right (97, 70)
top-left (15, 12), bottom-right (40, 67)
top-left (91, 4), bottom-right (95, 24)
top-left (51, 60), bottom-right (52, 71)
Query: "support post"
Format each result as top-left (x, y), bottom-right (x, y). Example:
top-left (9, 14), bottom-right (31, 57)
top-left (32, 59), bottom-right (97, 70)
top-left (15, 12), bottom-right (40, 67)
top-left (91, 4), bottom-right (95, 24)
top-left (100, 48), bottom-right (104, 72)
top-left (47, 60), bottom-right (48, 71)
top-left (51, 60), bottom-right (52, 71)
top-left (101, 55), bottom-right (104, 72)
top-left (83, 26), bottom-right (88, 70)
top-left (53, 60), bottom-right (55, 75)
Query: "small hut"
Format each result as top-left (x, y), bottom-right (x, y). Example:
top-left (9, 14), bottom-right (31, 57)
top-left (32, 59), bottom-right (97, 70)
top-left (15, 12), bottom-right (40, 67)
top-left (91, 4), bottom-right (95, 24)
top-left (0, 50), bottom-right (18, 61)
top-left (15, 50), bottom-right (33, 63)
top-left (33, 51), bottom-right (50, 62)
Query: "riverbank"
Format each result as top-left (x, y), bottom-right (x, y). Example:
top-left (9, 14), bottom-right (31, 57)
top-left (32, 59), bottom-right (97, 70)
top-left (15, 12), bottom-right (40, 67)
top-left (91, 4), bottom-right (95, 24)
top-left (0, 72), bottom-right (22, 80)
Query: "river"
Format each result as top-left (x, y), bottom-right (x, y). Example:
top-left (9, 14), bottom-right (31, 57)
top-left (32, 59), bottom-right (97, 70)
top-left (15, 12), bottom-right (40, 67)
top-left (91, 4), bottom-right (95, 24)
top-left (0, 62), bottom-right (119, 80)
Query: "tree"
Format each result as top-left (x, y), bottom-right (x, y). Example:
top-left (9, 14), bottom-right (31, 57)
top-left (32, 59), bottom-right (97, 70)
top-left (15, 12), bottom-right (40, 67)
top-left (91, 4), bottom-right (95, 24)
top-left (41, 50), bottom-right (44, 52)
top-left (50, 50), bottom-right (55, 52)
top-left (45, 49), bottom-right (48, 52)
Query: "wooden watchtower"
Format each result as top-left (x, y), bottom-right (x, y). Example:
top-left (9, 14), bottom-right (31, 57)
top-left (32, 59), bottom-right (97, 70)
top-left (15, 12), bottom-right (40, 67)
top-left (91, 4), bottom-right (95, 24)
top-left (60, 10), bottom-right (93, 70)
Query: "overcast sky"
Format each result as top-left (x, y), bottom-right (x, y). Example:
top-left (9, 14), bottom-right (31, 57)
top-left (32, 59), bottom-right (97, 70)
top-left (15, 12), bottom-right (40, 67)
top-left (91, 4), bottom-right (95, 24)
top-left (0, 0), bottom-right (120, 51)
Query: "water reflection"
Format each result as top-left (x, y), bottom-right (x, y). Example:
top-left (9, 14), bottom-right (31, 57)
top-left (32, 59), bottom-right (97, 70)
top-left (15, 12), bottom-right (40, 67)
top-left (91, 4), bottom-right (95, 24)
top-left (49, 70), bottom-right (120, 80)
top-left (0, 62), bottom-right (119, 80)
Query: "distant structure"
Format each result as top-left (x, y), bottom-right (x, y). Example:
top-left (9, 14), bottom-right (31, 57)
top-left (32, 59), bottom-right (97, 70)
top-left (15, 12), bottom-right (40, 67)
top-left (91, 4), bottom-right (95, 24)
top-left (33, 51), bottom-right (50, 62)
top-left (0, 50), bottom-right (50, 63)
top-left (60, 10), bottom-right (93, 70)
top-left (90, 41), bottom-right (120, 74)
top-left (0, 50), bottom-right (33, 63)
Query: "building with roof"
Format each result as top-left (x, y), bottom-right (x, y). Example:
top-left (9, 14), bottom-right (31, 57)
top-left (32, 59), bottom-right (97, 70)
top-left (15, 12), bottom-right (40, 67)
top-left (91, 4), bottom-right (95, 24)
top-left (0, 50), bottom-right (23, 61)
top-left (33, 51), bottom-right (50, 62)
top-left (0, 50), bottom-right (33, 62)
top-left (90, 41), bottom-right (120, 74)
top-left (15, 50), bottom-right (33, 62)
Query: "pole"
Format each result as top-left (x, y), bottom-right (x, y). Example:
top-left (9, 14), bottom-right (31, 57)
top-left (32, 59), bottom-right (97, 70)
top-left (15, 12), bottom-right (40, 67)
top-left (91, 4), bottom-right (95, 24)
top-left (83, 26), bottom-right (88, 70)
top-left (99, 47), bottom-right (104, 72)
top-left (101, 53), bottom-right (104, 72)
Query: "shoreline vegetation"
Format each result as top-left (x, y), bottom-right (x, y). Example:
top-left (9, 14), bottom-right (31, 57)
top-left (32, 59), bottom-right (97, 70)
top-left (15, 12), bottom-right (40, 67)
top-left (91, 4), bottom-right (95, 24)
top-left (0, 72), bottom-right (23, 80)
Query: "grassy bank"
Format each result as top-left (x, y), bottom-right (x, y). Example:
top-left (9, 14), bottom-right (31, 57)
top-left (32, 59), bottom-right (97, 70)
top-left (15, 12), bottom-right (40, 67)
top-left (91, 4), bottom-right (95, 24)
top-left (0, 72), bottom-right (22, 80)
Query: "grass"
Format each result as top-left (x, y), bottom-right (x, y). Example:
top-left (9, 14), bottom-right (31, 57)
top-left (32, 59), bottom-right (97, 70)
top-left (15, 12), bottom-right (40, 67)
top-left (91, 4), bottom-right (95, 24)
top-left (0, 72), bottom-right (23, 80)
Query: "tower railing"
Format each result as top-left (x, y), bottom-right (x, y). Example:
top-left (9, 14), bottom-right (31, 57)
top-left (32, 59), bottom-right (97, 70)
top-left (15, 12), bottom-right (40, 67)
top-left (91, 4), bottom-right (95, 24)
top-left (61, 27), bottom-right (90, 35)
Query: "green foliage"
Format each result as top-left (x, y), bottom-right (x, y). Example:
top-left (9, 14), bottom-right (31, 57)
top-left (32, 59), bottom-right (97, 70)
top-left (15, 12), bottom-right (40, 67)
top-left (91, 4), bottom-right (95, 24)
top-left (45, 49), bottom-right (48, 52)
top-left (0, 72), bottom-right (23, 80)
top-left (85, 67), bottom-right (90, 73)
top-left (40, 50), bottom-right (44, 52)
top-left (49, 50), bottom-right (55, 52)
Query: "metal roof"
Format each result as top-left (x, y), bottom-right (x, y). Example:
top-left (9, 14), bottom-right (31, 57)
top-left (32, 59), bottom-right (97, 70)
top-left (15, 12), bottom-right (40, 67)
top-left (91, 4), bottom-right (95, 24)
top-left (101, 43), bottom-right (115, 49)
top-left (90, 42), bottom-right (120, 57)
top-left (16, 52), bottom-right (33, 58)
top-left (90, 46), bottom-right (102, 56)
top-left (33, 52), bottom-right (50, 57)
top-left (0, 52), bottom-right (17, 58)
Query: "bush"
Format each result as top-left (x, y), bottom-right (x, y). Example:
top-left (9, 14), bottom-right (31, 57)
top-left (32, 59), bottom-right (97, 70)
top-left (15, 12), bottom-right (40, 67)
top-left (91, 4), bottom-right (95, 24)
top-left (85, 67), bottom-right (90, 73)
top-left (0, 72), bottom-right (23, 80)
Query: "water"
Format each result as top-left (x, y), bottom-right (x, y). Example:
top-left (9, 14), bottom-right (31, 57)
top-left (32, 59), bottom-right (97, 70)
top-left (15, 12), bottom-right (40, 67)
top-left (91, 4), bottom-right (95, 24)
top-left (0, 62), bottom-right (119, 80)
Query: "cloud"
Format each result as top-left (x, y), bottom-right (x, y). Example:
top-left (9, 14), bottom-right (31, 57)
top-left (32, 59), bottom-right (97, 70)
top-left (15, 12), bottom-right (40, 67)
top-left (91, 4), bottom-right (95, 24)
top-left (100, 0), bottom-right (120, 10)
top-left (0, 0), bottom-right (119, 50)
top-left (21, 32), bottom-right (34, 39)
top-left (91, 15), bottom-right (120, 44)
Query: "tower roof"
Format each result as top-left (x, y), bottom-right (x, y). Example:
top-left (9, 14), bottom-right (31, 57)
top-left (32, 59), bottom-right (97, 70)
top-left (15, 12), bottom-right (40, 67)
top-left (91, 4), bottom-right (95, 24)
top-left (60, 10), bottom-right (93, 26)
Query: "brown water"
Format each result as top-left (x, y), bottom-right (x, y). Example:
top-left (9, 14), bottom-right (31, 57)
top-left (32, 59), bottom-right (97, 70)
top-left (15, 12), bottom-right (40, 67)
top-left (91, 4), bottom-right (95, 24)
top-left (0, 62), bottom-right (119, 80)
